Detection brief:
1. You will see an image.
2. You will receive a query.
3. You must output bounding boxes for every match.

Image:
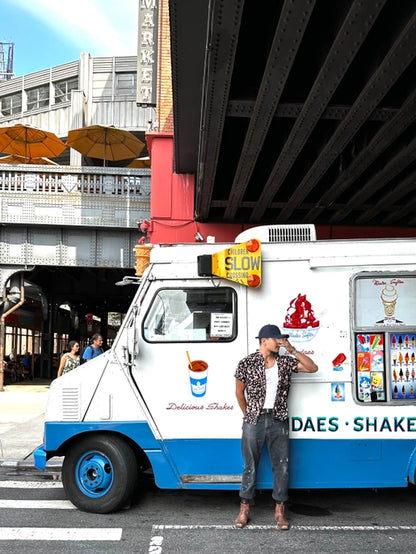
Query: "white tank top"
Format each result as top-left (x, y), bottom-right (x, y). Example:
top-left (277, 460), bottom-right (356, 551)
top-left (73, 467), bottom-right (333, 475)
top-left (264, 361), bottom-right (278, 409)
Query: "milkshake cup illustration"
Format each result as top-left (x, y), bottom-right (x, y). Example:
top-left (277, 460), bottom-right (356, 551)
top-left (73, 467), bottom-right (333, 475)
top-left (186, 352), bottom-right (208, 397)
top-left (380, 284), bottom-right (398, 318)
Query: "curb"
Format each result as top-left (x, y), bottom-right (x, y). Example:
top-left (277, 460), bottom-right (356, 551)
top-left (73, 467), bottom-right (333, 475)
top-left (1, 458), bottom-right (63, 471)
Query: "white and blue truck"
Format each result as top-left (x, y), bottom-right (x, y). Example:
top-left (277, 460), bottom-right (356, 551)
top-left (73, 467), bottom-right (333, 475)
top-left (35, 224), bottom-right (416, 513)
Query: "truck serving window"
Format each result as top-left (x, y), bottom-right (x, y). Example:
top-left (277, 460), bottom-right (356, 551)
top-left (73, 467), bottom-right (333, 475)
top-left (143, 287), bottom-right (237, 342)
top-left (353, 274), bottom-right (416, 403)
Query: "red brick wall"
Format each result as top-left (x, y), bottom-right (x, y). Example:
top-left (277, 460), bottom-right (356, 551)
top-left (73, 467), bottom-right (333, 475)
top-left (157, 0), bottom-right (173, 133)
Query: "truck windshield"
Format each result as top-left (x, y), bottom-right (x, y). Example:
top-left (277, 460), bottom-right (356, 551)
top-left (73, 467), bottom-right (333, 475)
top-left (143, 287), bottom-right (237, 342)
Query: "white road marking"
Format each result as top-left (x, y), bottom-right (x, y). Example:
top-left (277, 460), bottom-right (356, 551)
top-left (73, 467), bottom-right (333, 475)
top-left (152, 524), bottom-right (416, 531)
top-left (148, 534), bottom-right (164, 553)
top-left (148, 523), bottom-right (416, 552)
top-left (0, 528), bottom-right (122, 541)
top-left (0, 500), bottom-right (74, 509)
top-left (0, 480), bottom-right (63, 489)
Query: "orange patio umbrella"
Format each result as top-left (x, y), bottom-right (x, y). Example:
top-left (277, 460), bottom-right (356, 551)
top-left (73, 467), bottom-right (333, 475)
top-left (127, 156), bottom-right (150, 168)
top-left (66, 125), bottom-right (145, 166)
top-left (0, 123), bottom-right (66, 161)
top-left (0, 154), bottom-right (58, 165)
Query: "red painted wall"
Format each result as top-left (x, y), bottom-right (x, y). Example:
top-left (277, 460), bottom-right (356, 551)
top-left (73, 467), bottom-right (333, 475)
top-left (146, 133), bottom-right (251, 243)
top-left (316, 225), bottom-right (416, 240)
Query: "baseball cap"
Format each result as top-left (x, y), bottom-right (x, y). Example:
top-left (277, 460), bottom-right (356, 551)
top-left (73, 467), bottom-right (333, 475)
top-left (257, 324), bottom-right (289, 340)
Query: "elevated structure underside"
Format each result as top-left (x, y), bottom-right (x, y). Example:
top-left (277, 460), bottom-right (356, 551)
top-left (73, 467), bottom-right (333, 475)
top-left (1, 224), bottom-right (139, 316)
top-left (169, 0), bottom-right (416, 228)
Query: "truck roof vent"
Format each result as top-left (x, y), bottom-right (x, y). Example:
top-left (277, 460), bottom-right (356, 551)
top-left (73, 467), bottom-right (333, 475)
top-left (235, 224), bottom-right (316, 243)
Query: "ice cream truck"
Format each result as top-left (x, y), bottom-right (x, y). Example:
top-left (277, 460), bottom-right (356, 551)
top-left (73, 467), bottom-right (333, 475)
top-left (34, 224), bottom-right (416, 513)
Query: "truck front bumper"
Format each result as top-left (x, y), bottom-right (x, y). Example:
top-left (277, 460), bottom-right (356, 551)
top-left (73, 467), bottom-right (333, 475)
top-left (33, 445), bottom-right (47, 470)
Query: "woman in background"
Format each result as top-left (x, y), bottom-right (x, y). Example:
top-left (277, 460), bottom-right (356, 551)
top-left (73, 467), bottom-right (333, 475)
top-left (57, 340), bottom-right (80, 377)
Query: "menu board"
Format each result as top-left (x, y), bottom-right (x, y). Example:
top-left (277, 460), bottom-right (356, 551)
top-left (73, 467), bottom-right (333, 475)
top-left (390, 333), bottom-right (416, 400)
top-left (355, 333), bottom-right (385, 402)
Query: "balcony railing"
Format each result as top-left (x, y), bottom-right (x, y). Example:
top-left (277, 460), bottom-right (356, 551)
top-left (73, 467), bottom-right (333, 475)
top-left (0, 164), bottom-right (150, 228)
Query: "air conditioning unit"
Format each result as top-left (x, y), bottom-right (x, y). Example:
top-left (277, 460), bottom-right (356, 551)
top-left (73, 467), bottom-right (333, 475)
top-left (235, 224), bottom-right (316, 243)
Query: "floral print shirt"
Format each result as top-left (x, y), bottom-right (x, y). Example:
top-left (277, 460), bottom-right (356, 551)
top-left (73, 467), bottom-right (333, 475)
top-left (235, 350), bottom-right (298, 424)
top-left (62, 355), bottom-right (80, 375)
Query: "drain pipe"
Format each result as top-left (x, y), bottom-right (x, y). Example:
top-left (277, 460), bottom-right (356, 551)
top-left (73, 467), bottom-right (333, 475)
top-left (0, 274), bottom-right (24, 392)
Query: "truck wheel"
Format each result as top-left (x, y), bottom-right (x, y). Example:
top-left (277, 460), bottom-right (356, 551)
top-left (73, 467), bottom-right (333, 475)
top-left (62, 434), bottom-right (138, 513)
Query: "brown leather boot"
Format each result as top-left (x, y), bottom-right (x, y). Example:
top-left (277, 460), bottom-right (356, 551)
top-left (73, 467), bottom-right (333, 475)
top-left (275, 503), bottom-right (289, 530)
top-left (234, 502), bottom-right (250, 528)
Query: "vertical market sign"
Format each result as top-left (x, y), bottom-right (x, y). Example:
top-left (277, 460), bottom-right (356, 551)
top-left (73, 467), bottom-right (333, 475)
top-left (198, 240), bottom-right (262, 288)
top-left (137, 0), bottom-right (158, 106)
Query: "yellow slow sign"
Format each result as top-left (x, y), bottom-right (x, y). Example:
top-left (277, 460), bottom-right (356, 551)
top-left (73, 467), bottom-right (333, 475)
top-left (211, 239), bottom-right (262, 287)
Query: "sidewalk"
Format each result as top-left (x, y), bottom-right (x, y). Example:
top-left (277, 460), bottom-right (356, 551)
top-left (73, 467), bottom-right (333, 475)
top-left (0, 380), bottom-right (62, 471)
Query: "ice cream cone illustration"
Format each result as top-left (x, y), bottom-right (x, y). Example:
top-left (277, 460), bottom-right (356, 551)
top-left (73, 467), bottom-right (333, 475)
top-left (380, 284), bottom-right (398, 317)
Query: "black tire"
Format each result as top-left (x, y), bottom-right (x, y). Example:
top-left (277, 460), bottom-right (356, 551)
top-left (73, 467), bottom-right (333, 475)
top-left (62, 433), bottom-right (138, 513)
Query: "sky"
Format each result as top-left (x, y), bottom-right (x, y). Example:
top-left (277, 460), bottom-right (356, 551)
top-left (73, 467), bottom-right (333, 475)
top-left (1, 0), bottom-right (139, 77)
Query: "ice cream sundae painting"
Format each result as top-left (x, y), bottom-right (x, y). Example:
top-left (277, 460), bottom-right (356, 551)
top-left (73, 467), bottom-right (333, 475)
top-left (283, 293), bottom-right (320, 341)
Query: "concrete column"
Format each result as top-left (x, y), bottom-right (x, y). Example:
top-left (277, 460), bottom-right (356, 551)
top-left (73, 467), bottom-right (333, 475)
top-left (69, 89), bottom-right (85, 166)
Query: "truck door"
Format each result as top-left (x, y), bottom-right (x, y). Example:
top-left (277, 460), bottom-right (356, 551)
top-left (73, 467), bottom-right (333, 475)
top-left (133, 280), bottom-right (249, 482)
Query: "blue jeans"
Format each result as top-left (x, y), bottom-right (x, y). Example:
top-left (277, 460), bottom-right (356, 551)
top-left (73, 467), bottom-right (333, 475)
top-left (240, 414), bottom-right (289, 503)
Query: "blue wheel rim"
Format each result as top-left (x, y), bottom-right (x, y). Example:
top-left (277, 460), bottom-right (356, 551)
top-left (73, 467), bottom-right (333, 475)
top-left (75, 450), bottom-right (114, 498)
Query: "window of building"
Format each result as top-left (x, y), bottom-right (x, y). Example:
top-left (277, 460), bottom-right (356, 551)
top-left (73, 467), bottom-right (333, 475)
top-left (54, 77), bottom-right (78, 103)
top-left (116, 72), bottom-right (137, 95)
top-left (26, 85), bottom-right (49, 111)
top-left (143, 287), bottom-right (237, 342)
top-left (1, 93), bottom-right (22, 116)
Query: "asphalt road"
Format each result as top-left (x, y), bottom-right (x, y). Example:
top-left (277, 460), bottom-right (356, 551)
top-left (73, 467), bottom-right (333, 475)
top-left (1, 466), bottom-right (415, 553)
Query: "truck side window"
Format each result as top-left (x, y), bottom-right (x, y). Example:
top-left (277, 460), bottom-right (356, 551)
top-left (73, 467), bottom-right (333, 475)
top-left (143, 287), bottom-right (237, 342)
top-left (353, 274), bottom-right (416, 403)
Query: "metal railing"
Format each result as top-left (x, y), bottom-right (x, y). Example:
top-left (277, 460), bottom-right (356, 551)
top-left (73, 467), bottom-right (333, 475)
top-left (0, 164), bottom-right (151, 228)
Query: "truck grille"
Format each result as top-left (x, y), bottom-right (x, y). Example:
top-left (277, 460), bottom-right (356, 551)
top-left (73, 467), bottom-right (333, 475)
top-left (268, 224), bottom-right (316, 243)
top-left (235, 224), bottom-right (316, 243)
top-left (62, 387), bottom-right (81, 420)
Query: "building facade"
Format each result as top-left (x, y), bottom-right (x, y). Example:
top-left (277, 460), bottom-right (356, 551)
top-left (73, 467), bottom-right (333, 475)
top-left (0, 53), bottom-right (153, 381)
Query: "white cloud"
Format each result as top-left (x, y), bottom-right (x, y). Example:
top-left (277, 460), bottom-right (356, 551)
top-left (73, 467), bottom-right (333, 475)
top-left (10, 0), bottom-right (138, 56)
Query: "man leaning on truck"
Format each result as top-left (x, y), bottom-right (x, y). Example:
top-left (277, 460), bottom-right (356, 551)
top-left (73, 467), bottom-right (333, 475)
top-left (234, 324), bottom-right (318, 530)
